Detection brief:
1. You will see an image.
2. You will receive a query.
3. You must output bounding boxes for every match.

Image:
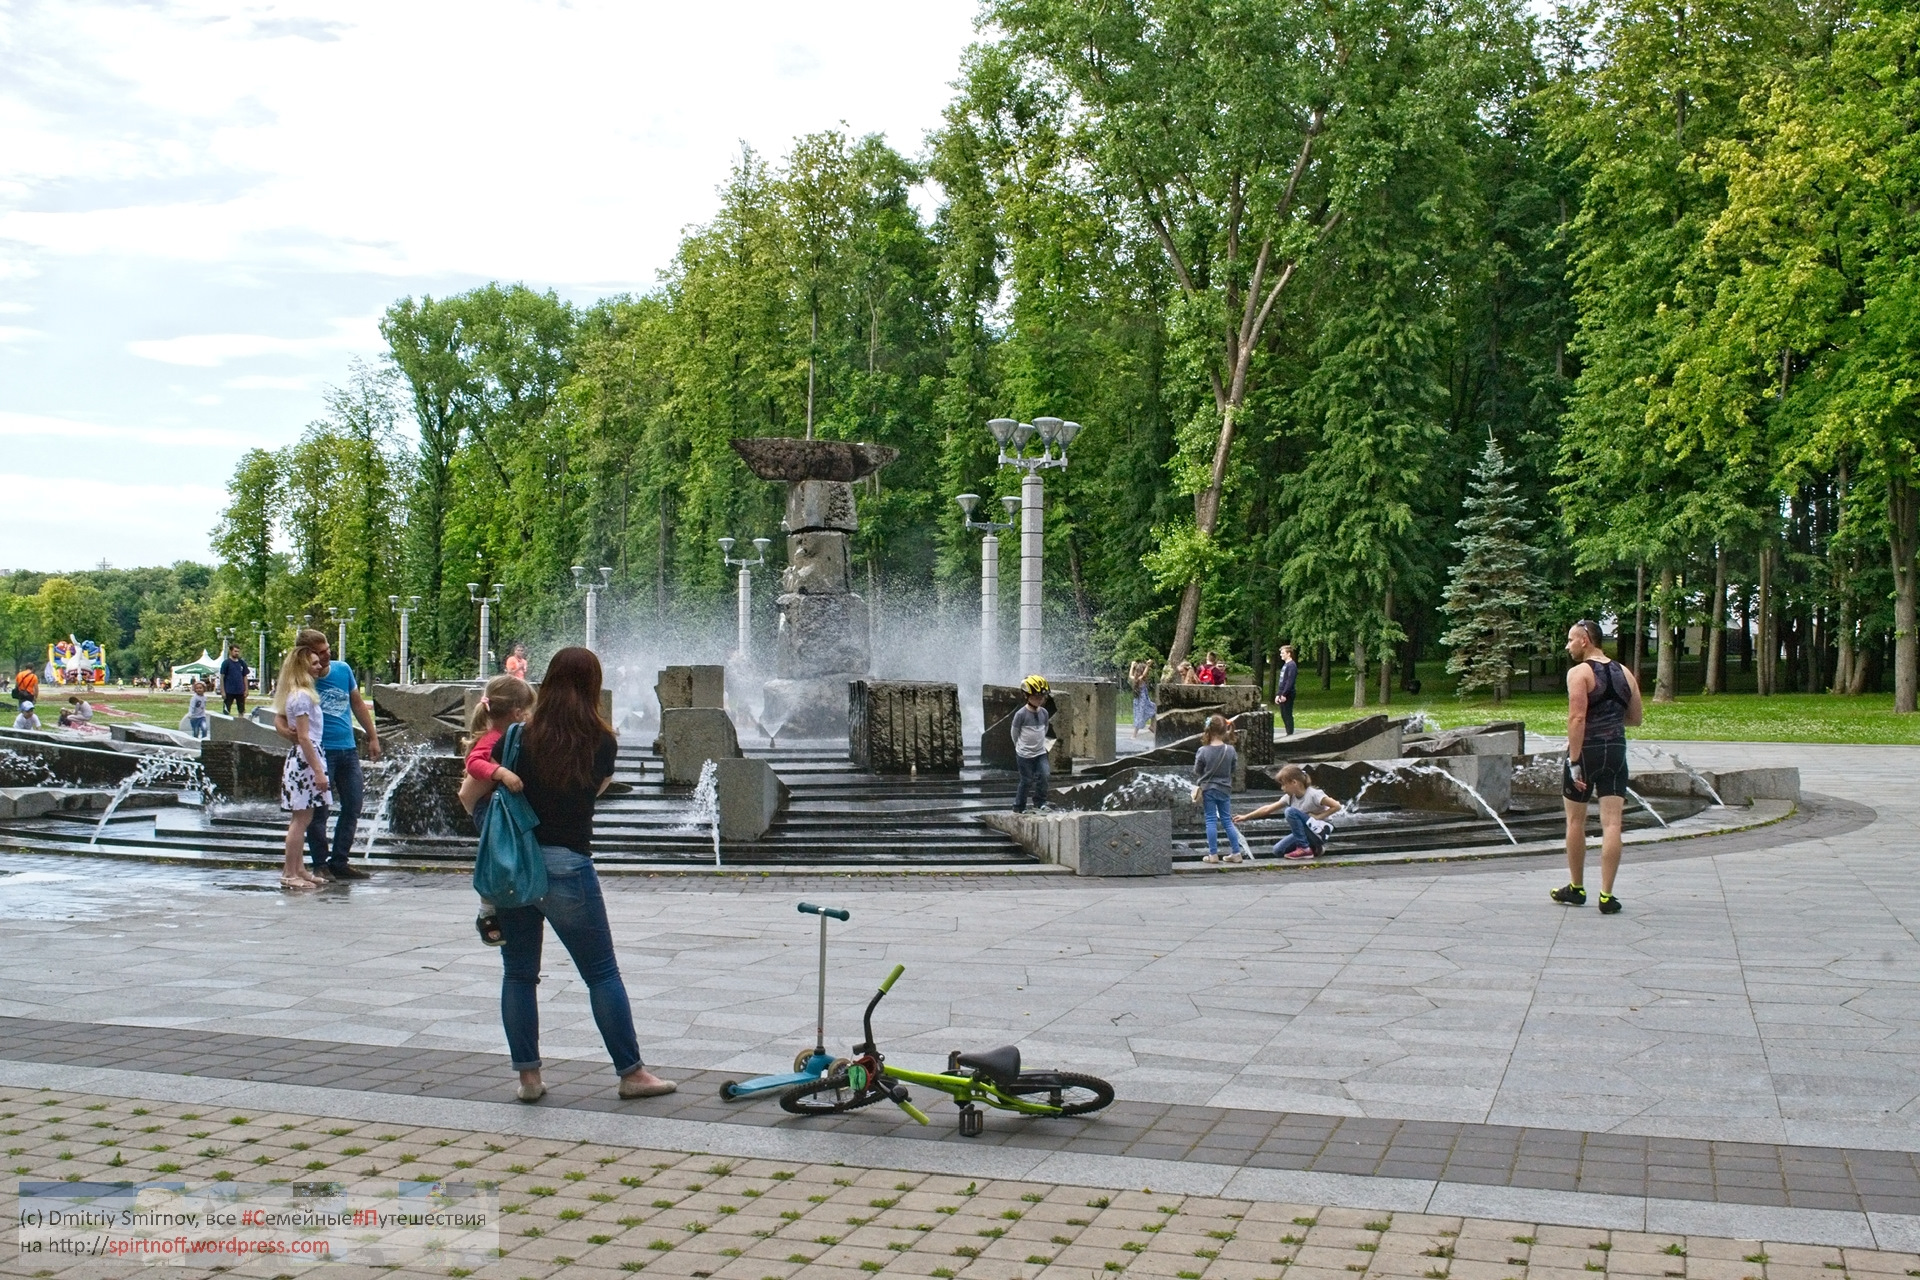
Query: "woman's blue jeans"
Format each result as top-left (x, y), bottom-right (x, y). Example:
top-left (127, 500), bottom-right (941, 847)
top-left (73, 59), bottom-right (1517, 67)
top-left (499, 846), bottom-right (643, 1077)
top-left (1201, 789), bottom-right (1244, 856)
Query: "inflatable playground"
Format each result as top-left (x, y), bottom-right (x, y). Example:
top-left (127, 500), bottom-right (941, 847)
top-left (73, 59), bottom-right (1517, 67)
top-left (44, 636), bottom-right (110, 687)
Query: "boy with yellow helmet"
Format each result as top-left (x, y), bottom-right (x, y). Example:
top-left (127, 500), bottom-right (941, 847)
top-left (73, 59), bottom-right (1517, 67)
top-left (1011, 675), bottom-right (1052, 812)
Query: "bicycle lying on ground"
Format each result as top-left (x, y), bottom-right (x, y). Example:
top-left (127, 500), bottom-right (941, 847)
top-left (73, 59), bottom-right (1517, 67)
top-left (778, 964), bottom-right (1115, 1137)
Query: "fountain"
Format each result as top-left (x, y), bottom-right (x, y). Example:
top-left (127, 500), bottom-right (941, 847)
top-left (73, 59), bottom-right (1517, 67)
top-left (731, 437), bottom-right (897, 740)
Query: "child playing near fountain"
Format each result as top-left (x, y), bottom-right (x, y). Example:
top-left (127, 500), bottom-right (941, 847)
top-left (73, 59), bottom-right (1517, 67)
top-left (273, 639), bottom-right (331, 889)
top-left (187, 680), bottom-right (210, 739)
top-left (1194, 715), bottom-right (1250, 864)
top-left (1236, 764), bottom-right (1344, 860)
top-left (459, 675), bottom-right (535, 946)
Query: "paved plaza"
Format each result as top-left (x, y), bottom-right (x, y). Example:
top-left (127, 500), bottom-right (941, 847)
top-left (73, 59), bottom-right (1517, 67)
top-left (2, 741), bottom-right (1918, 1266)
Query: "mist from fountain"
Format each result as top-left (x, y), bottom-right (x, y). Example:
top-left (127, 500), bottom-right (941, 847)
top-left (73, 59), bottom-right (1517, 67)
top-left (672, 759), bottom-right (721, 866)
top-left (363, 743), bottom-right (436, 855)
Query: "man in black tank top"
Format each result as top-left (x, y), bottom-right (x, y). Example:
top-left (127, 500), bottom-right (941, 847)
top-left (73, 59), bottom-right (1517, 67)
top-left (1554, 620), bottom-right (1644, 914)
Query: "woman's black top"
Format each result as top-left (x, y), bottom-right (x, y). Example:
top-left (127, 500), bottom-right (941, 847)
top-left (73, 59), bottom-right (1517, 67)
top-left (494, 730), bottom-right (617, 855)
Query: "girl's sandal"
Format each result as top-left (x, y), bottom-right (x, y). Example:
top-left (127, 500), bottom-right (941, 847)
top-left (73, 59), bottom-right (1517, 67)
top-left (280, 875), bottom-right (316, 890)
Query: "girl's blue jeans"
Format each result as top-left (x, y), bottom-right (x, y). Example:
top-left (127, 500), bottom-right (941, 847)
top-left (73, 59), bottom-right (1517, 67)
top-left (1201, 789), bottom-right (1244, 856)
top-left (499, 845), bottom-right (643, 1077)
top-left (1275, 808), bottom-right (1324, 858)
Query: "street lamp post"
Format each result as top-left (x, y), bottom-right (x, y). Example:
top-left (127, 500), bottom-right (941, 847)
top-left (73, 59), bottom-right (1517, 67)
top-left (389, 596), bottom-right (420, 685)
top-left (718, 538), bottom-right (772, 660)
top-left (467, 584), bottom-right (503, 679)
top-left (326, 607), bottom-right (357, 666)
top-left (983, 415), bottom-right (1081, 676)
top-left (252, 621), bottom-right (267, 693)
top-left (956, 493), bottom-right (1021, 684)
top-left (570, 567), bottom-right (614, 652)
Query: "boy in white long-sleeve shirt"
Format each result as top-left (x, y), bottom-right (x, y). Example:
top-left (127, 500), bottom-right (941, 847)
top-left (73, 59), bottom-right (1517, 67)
top-left (1011, 676), bottom-right (1052, 812)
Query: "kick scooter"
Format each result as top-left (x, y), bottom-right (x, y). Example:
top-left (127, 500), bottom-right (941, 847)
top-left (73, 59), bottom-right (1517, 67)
top-left (718, 901), bottom-right (850, 1100)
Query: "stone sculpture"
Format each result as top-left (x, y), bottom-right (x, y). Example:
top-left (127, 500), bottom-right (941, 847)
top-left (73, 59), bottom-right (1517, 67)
top-left (731, 437), bottom-right (899, 740)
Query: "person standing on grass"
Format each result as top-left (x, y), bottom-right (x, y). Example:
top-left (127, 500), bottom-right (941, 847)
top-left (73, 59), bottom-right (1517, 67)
top-left (495, 645), bottom-right (675, 1104)
top-left (219, 644), bottom-right (250, 716)
top-left (1273, 644), bottom-right (1298, 737)
top-left (1554, 620), bottom-right (1643, 915)
top-left (276, 628), bottom-right (381, 881)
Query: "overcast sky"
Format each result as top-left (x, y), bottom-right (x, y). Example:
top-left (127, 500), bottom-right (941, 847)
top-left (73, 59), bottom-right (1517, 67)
top-left (0, 0), bottom-right (980, 572)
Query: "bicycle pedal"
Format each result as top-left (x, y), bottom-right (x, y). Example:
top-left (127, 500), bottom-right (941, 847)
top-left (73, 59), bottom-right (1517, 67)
top-left (958, 1107), bottom-right (984, 1138)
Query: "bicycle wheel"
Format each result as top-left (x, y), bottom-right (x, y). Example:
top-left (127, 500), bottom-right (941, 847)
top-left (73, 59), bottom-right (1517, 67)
top-left (778, 1073), bottom-right (884, 1116)
top-left (1005, 1071), bottom-right (1114, 1116)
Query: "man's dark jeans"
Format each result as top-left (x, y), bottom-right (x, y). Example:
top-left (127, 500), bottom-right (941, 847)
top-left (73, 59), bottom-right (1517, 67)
top-left (1013, 753), bottom-right (1050, 812)
top-left (305, 748), bottom-right (365, 872)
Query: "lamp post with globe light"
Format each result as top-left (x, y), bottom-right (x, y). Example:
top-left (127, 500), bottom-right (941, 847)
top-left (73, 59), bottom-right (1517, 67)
top-left (389, 596), bottom-right (420, 685)
top-left (718, 538), bottom-right (772, 660)
top-left (326, 607), bottom-right (356, 667)
top-left (571, 566), bottom-right (613, 653)
top-left (955, 493), bottom-right (1021, 684)
top-left (983, 416), bottom-right (1081, 676)
top-left (467, 583), bottom-right (502, 679)
top-left (252, 621), bottom-right (267, 694)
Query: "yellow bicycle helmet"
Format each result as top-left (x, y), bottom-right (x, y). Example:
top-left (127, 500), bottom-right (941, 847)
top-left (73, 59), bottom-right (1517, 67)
top-left (1020, 674), bottom-right (1049, 695)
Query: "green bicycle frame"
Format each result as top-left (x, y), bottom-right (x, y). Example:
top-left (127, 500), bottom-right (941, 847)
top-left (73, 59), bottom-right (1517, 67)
top-left (852, 965), bottom-right (1069, 1125)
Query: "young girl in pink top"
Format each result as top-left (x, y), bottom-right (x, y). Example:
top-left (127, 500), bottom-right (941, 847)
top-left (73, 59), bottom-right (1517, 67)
top-left (460, 674), bottom-right (535, 945)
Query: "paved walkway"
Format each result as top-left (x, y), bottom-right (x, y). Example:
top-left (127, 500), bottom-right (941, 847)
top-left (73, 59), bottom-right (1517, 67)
top-left (12, 1083), bottom-right (1920, 1280)
top-left (2, 741), bottom-right (1917, 1257)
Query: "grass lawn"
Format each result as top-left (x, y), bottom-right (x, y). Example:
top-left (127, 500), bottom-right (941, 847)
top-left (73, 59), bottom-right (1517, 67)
top-left (1144, 661), bottom-right (1920, 746)
top-left (19, 686), bottom-right (208, 730)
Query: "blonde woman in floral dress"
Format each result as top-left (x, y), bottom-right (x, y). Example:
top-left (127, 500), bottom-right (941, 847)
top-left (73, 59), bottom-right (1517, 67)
top-left (273, 639), bottom-right (332, 889)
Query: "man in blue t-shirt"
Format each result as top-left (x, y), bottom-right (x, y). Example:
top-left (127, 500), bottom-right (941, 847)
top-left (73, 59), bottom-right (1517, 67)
top-left (277, 629), bottom-right (382, 880)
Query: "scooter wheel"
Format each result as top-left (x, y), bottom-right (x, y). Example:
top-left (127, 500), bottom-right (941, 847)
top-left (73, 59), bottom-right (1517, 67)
top-left (720, 1081), bottom-right (741, 1099)
top-left (793, 1050), bottom-right (813, 1073)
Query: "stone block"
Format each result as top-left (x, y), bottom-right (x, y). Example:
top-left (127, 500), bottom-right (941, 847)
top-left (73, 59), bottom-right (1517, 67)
top-left (1280, 714), bottom-right (1394, 759)
top-left (1430, 752), bottom-right (1511, 813)
top-left (654, 707), bottom-right (743, 785)
top-left (655, 666), bottom-right (726, 711)
top-left (1626, 769), bottom-right (1696, 798)
top-left (774, 593), bottom-right (870, 677)
top-left (111, 723), bottom-right (202, 749)
top-left (205, 711), bottom-right (288, 749)
top-left (1403, 724), bottom-right (1524, 758)
top-left (782, 530), bottom-right (851, 595)
top-left (760, 677), bottom-right (855, 741)
top-left (386, 755), bottom-right (476, 839)
top-left (1050, 680), bottom-right (1118, 762)
top-left (849, 680), bottom-right (963, 774)
top-left (0, 734), bottom-right (141, 787)
top-left (980, 808), bottom-right (1172, 876)
top-left (1280, 756), bottom-right (1509, 815)
top-left (716, 757), bottom-right (789, 841)
top-left (731, 436), bottom-right (899, 481)
top-left (1335, 726), bottom-right (1404, 761)
top-left (0, 787), bottom-right (59, 819)
top-left (199, 739), bottom-right (288, 802)
top-left (1154, 682), bottom-right (1265, 716)
top-left (1705, 766), bottom-right (1800, 805)
top-left (784, 479), bottom-right (859, 533)
top-left (1233, 709), bottom-right (1275, 767)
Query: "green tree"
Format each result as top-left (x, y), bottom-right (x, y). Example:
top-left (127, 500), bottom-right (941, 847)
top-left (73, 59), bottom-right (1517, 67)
top-left (1442, 436), bottom-right (1544, 701)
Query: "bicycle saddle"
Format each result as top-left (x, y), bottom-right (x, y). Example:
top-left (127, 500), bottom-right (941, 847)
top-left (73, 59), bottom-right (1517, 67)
top-left (956, 1045), bottom-right (1022, 1088)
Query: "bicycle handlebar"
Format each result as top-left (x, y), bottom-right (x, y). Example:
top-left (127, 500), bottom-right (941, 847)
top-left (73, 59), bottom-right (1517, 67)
top-left (798, 902), bottom-right (850, 921)
top-left (896, 1097), bottom-right (930, 1125)
top-left (879, 963), bottom-right (905, 992)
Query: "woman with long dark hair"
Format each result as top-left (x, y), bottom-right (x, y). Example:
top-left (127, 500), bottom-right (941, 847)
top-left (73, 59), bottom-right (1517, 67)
top-left (492, 646), bottom-right (675, 1102)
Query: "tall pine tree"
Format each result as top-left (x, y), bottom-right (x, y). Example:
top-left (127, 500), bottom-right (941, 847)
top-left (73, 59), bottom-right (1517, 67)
top-left (1441, 436), bottom-right (1543, 702)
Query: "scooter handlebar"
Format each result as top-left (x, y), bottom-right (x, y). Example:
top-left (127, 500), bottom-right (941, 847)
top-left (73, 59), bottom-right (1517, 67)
top-left (798, 902), bottom-right (850, 921)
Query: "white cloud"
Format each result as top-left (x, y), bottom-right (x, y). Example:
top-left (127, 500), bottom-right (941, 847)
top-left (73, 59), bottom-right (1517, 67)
top-left (128, 314), bottom-right (381, 366)
top-left (0, 410), bottom-right (256, 448)
top-left (0, 302), bottom-right (31, 314)
top-left (224, 374), bottom-right (318, 392)
top-left (0, 471), bottom-right (227, 571)
top-left (0, 325), bottom-right (40, 342)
